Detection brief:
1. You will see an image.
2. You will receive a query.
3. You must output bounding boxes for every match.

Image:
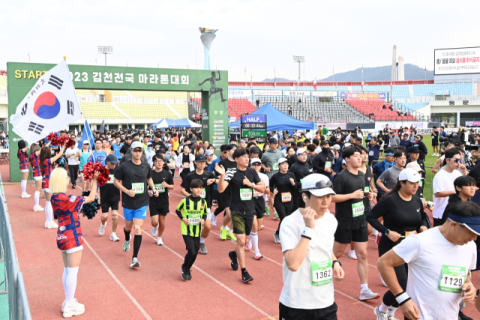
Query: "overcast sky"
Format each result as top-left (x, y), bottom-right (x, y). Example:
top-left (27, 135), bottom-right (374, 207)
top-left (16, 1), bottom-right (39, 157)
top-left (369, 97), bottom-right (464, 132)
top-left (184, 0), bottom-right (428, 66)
top-left (1, 0), bottom-right (478, 81)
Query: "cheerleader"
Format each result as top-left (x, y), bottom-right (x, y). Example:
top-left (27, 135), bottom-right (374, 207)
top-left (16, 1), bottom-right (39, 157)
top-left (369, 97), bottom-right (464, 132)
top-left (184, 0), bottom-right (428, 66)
top-left (49, 167), bottom-right (99, 318)
top-left (17, 140), bottom-right (30, 198)
top-left (40, 143), bottom-right (66, 229)
top-left (29, 143), bottom-right (44, 211)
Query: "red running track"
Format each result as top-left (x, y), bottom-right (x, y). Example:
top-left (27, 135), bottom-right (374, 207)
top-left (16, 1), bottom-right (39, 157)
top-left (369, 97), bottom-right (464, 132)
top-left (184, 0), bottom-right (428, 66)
top-left (3, 164), bottom-right (479, 319)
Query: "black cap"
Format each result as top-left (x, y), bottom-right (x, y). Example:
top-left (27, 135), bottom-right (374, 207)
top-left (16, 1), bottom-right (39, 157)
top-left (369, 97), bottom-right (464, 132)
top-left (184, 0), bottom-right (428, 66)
top-left (250, 146), bottom-right (260, 154)
top-left (409, 146), bottom-right (420, 154)
top-left (195, 154), bottom-right (207, 162)
top-left (106, 154), bottom-right (120, 164)
top-left (320, 140), bottom-right (330, 146)
top-left (158, 148), bottom-right (166, 153)
top-left (269, 137), bottom-right (278, 144)
top-left (355, 137), bottom-right (362, 142)
top-left (225, 144), bottom-right (236, 151)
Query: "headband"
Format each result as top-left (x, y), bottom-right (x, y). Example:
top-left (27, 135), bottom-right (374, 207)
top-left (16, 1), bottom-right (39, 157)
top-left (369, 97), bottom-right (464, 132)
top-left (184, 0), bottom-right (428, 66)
top-left (449, 213), bottom-right (480, 235)
top-left (384, 152), bottom-right (394, 156)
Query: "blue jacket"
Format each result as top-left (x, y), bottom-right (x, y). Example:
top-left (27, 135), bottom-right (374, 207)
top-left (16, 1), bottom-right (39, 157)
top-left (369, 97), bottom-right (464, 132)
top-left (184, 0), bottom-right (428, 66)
top-left (373, 160), bottom-right (396, 194)
top-left (208, 157), bottom-right (224, 191)
top-left (399, 140), bottom-right (413, 156)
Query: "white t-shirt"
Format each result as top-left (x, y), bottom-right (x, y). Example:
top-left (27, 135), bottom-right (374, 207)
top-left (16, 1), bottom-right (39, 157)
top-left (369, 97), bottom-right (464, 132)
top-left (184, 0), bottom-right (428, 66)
top-left (432, 169), bottom-right (462, 218)
top-left (254, 172), bottom-right (269, 197)
top-left (393, 227), bottom-right (476, 320)
top-left (65, 148), bottom-right (80, 165)
top-left (279, 209), bottom-right (338, 309)
top-left (314, 146), bottom-right (322, 154)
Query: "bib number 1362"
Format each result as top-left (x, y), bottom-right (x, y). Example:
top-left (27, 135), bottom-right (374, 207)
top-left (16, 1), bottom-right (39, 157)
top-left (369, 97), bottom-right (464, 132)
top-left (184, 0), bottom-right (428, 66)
top-left (311, 260), bottom-right (332, 286)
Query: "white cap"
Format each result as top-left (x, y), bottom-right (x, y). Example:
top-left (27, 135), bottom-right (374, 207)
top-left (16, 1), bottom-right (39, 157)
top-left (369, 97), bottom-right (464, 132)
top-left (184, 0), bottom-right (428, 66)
top-left (296, 148), bottom-right (307, 155)
top-left (301, 174), bottom-right (335, 197)
top-left (250, 158), bottom-right (261, 165)
top-left (332, 144), bottom-right (340, 150)
top-left (205, 150), bottom-right (214, 156)
top-left (278, 157), bottom-right (288, 164)
top-left (344, 142), bottom-right (352, 148)
top-left (399, 168), bottom-right (422, 183)
top-left (83, 140), bottom-right (90, 145)
top-left (405, 162), bottom-right (425, 172)
top-left (131, 141), bottom-right (143, 150)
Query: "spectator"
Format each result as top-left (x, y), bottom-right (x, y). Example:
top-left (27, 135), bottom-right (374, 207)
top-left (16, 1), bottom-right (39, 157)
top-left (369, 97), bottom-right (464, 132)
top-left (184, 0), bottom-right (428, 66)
top-left (367, 137), bottom-right (380, 165)
top-left (413, 135), bottom-right (428, 161)
top-left (389, 131), bottom-right (400, 148)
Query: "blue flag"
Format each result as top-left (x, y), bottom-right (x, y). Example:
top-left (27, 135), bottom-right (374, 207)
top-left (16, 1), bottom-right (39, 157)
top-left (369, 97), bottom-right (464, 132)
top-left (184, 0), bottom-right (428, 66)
top-left (77, 120), bottom-right (95, 149)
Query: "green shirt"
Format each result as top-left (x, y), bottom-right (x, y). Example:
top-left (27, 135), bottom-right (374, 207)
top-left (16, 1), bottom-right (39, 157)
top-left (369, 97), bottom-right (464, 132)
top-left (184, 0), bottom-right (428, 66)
top-left (176, 196), bottom-right (208, 237)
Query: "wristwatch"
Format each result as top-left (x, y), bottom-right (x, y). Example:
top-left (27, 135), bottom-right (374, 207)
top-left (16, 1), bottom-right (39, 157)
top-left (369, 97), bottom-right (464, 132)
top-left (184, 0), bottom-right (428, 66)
top-left (385, 229), bottom-right (391, 235)
top-left (332, 260), bottom-right (342, 268)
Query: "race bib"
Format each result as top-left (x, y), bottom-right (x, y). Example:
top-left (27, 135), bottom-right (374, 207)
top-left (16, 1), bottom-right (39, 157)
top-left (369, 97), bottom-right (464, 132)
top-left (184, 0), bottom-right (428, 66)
top-left (272, 162), bottom-right (279, 171)
top-left (352, 202), bottom-right (364, 217)
top-left (438, 265), bottom-right (466, 293)
top-left (188, 214), bottom-right (201, 226)
top-left (419, 180), bottom-right (423, 187)
top-left (364, 186), bottom-right (370, 193)
top-left (311, 260), bottom-right (333, 286)
top-left (200, 188), bottom-right (206, 199)
top-left (132, 183), bottom-right (144, 194)
top-left (309, 168), bottom-right (313, 173)
top-left (369, 151), bottom-right (374, 156)
top-left (325, 161), bottom-right (332, 169)
top-left (281, 192), bottom-right (292, 202)
top-left (107, 174), bottom-right (114, 184)
top-left (405, 230), bottom-right (417, 237)
top-left (240, 188), bottom-right (252, 201)
top-left (154, 184), bottom-right (165, 193)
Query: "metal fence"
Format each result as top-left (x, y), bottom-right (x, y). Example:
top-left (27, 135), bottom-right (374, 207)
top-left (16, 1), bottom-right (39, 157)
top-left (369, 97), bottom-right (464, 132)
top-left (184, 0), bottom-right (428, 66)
top-left (0, 173), bottom-right (32, 320)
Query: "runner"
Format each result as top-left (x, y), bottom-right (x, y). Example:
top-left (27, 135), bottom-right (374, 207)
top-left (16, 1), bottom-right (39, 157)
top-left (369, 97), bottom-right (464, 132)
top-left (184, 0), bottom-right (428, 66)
top-left (79, 140), bottom-right (91, 191)
top-left (40, 143), bottom-right (66, 229)
top-left (270, 158), bottom-right (297, 244)
top-left (65, 143), bottom-right (80, 189)
top-left (248, 158), bottom-right (268, 259)
top-left (261, 137), bottom-right (283, 216)
top-left (114, 141), bottom-right (158, 268)
top-left (98, 154), bottom-right (121, 242)
top-left (373, 148), bottom-right (396, 201)
top-left (279, 173), bottom-right (344, 320)
top-left (331, 147), bottom-right (379, 300)
top-left (149, 154), bottom-right (174, 246)
top-left (176, 179), bottom-right (208, 280)
top-left (366, 168), bottom-right (429, 320)
top-left (216, 147), bottom-right (265, 283)
top-left (313, 140), bottom-right (334, 179)
top-left (181, 154), bottom-right (217, 254)
top-left (376, 150), bottom-right (406, 195)
top-left (432, 140), bottom-right (456, 174)
top-left (175, 144), bottom-right (195, 180)
top-left (88, 139), bottom-right (108, 166)
top-left (50, 168), bottom-right (100, 318)
top-left (18, 140), bottom-right (30, 198)
top-left (112, 136), bottom-right (123, 160)
top-left (29, 143), bottom-right (44, 211)
top-left (377, 201), bottom-right (479, 320)
top-left (289, 148), bottom-right (312, 212)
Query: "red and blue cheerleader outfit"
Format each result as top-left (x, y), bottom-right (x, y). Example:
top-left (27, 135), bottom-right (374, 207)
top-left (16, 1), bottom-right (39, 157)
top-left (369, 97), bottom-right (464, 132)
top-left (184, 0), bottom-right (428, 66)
top-left (30, 153), bottom-right (42, 178)
top-left (42, 158), bottom-right (53, 190)
top-left (18, 149), bottom-right (29, 171)
top-left (51, 193), bottom-right (85, 251)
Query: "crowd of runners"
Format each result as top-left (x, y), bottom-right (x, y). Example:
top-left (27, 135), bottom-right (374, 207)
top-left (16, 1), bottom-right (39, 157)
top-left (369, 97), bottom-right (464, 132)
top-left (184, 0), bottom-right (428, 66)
top-left (14, 125), bottom-right (480, 319)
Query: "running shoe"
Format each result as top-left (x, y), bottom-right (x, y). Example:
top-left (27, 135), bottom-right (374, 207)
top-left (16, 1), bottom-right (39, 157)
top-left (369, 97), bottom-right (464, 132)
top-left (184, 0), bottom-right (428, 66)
top-left (211, 214), bottom-right (217, 226)
top-left (181, 265), bottom-right (188, 281)
top-left (229, 251), bottom-right (238, 271)
top-left (186, 269), bottom-right (192, 281)
top-left (72, 184), bottom-right (76, 189)
top-left (151, 226), bottom-right (158, 237)
top-left (99, 222), bottom-right (106, 236)
top-left (376, 233), bottom-right (382, 246)
top-left (226, 232), bottom-right (237, 241)
top-left (63, 300), bottom-right (85, 318)
top-left (373, 306), bottom-right (388, 320)
top-left (33, 205), bottom-right (44, 212)
top-left (130, 258), bottom-right (140, 268)
top-left (220, 228), bottom-right (228, 240)
top-left (265, 206), bottom-right (270, 216)
top-left (241, 270), bottom-right (254, 283)
top-left (348, 250), bottom-right (358, 260)
top-left (260, 225), bottom-right (264, 230)
top-left (45, 221), bottom-right (58, 229)
top-left (110, 233), bottom-right (120, 242)
top-left (359, 288), bottom-right (380, 301)
top-left (245, 240), bottom-right (252, 251)
top-left (21, 193), bottom-right (31, 198)
top-left (123, 241), bottom-right (130, 252)
top-left (156, 237), bottom-right (164, 246)
top-left (273, 232), bottom-right (281, 244)
top-left (200, 243), bottom-right (208, 255)
top-left (254, 254), bottom-right (263, 260)
top-left (273, 212), bottom-right (279, 220)
top-left (459, 311), bottom-right (473, 320)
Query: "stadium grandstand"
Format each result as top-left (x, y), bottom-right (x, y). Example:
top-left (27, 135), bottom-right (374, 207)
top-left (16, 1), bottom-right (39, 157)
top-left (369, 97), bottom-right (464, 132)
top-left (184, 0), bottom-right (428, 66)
top-left (0, 74), bottom-right (479, 129)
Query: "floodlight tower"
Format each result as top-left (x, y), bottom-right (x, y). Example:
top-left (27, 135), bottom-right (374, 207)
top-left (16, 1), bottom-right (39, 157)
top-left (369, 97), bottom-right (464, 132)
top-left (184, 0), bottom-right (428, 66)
top-left (398, 56), bottom-right (405, 81)
top-left (293, 56), bottom-right (305, 83)
top-left (199, 28), bottom-right (218, 70)
top-left (391, 45), bottom-right (397, 81)
top-left (98, 46), bottom-right (113, 66)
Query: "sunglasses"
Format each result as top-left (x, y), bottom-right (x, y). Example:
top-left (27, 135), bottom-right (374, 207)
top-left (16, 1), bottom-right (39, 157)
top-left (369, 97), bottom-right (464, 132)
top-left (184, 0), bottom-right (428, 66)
top-left (132, 148), bottom-right (143, 153)
top-left (449, 158), bottom-right (462, 163)
top-left (251, 163), bottom-right (261, 166)
top-left (303, 180), bottom-right (333, 190)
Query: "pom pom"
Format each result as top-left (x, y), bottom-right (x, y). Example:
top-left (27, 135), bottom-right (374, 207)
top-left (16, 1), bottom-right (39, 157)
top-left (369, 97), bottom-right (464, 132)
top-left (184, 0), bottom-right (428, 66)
top-left (81, 162), bottom-right (110, 187)
top-left (47, 132), bottom-right (59, 146)
top-left (47, 132), bottom-right (75, 147)
top-left (80, 191), bottom-right (100, 219)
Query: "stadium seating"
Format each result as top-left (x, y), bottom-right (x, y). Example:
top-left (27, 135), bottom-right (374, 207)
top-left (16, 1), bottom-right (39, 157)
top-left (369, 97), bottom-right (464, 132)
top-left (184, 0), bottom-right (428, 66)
top-left (129, 91), bottom-right (188, 99)
top-left (115, 103), bottom-right (179, 119)
top-left (79, 102), bottom-right (128, 119)
top-left (346, 99), bottom-right (416, 121)
top-left (170, 104), bottom-right (189, 118)
top-left (191, 98), bottom-right (256, 120)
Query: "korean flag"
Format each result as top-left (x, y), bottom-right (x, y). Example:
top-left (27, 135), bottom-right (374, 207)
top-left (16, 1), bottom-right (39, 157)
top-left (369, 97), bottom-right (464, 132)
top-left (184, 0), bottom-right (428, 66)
top-left (9, 59), bottom-right (81, 145)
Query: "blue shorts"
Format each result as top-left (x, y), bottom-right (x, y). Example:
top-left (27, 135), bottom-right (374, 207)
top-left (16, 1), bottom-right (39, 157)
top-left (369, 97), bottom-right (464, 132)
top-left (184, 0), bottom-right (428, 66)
top-left (123, 206), bottom-right (148, 221)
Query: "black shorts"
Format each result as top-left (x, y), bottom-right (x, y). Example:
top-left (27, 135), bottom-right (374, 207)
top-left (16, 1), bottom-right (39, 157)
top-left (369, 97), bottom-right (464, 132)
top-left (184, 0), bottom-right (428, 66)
top-left (253, 197), bottom-right (265, 219)
top-left (231, 210), bottom-right (254, 235)
top-left (432, 141), bottom-right (439, 146)
top-left (279, 302), bottom-right (337, 320)
top-left (101, 201), bottom-right (119, 213)
top-left (334, 226), bottom-right (369, 244)
top-left (150, 206), bottom-right (169, 217)
top-left (218, 194), bottom-right (231, 208)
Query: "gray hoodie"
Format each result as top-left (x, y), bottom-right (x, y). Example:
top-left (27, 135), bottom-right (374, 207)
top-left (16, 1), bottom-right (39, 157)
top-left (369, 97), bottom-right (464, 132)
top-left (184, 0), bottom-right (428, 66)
top-left (261, 148), bottom-right (283, 178)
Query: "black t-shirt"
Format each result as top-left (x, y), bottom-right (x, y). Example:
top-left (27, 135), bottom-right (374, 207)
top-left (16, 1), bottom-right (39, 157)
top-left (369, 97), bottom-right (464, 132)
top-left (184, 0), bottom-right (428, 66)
top-left (270, 171), bottom-right (297, 208)
top-left (114, 160), bottom-right (152, 209)
top-left (181, 170), bottom-right (216, 207)
top-left (432, 131), bottom-right (439, 143)
top-left (151, 140), bottom-right (166, 152)
top-left (217, 158), bottom-right (237, 199)
top-left (366, 192), bottom-right (427, 248)
top-left (223, 166), bottom-right (261, 212)
top-left (120, 143), bottom-right (131, 155)
top-left (149, 169), bottom-right (173, 208)
top-left (332, 169), bottom-right (366, 229)
top-left (100, 166), bottom-right (120, 202)
top-left (360, 165), bottom-right (373, 211)
top-left (289, 160), bottom-right (312, 193)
